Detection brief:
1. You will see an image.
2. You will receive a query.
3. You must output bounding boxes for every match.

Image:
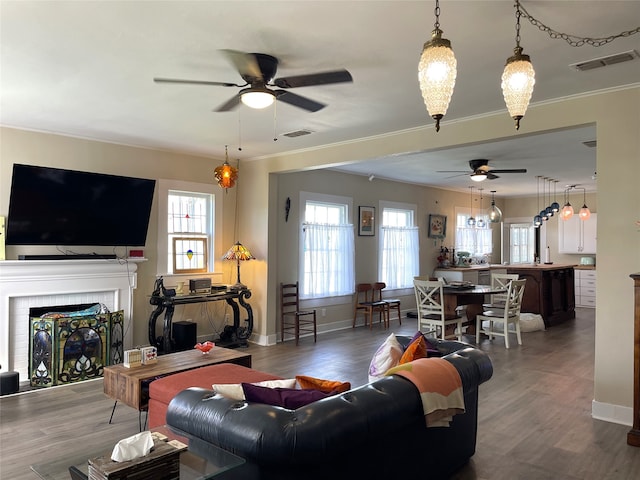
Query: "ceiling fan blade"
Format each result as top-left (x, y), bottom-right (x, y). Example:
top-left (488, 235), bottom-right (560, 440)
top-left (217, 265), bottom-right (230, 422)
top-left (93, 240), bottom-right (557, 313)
top-left (487, 172), bottom-right (500, 180)
top-left (154, 77), bottom-right (240, 87)
top-left (436, 170), bottom-right (467, 173)
top-left (220, 49), bottom-right (264, 82)
top-left (214, 94), bottom-right (242, 112)
top-left (275, 90), bottom-right (325, 112)
top-left (489, 169), bottom-right (528, 173)
top-left (273, 69), bottom-right (353, 88)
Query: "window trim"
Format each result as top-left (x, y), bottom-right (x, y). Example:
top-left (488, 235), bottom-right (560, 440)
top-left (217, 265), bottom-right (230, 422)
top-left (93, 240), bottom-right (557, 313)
top-left (157, 179), bottom-right (223, 277)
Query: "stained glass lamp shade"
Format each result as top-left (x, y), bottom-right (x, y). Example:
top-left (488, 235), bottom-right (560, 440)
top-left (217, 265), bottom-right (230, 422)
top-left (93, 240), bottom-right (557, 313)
top-left (222, 242), bottom-right (254, 290)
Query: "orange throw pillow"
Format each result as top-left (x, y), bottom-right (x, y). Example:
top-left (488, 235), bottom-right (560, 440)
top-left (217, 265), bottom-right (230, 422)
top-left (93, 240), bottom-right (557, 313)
top-left (295, 375), bottom-right (351, 393)
top-left (399, 335), bottom-right (428, 364)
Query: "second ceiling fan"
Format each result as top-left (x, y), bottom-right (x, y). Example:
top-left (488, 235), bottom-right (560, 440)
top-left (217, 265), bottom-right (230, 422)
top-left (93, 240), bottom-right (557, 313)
top-left (154, 49), bottom-right (353, 112)
top-left (438, 159), bottom-right (527, 182)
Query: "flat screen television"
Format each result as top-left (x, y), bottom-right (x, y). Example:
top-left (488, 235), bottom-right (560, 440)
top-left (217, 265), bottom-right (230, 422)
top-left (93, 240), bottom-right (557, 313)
top-left (6, 164), bottom-right (156, 246)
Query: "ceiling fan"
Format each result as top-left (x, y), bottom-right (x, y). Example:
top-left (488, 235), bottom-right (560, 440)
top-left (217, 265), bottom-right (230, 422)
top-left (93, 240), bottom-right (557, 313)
top-left (438, 159), bottom-right (527, 182)
top-left (154, 49), bottom-right (353, 112)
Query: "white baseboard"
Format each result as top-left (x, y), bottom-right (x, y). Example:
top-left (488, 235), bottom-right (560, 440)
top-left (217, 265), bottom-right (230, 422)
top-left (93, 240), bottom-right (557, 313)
top-left (592, 400), bottom-right (633, 426)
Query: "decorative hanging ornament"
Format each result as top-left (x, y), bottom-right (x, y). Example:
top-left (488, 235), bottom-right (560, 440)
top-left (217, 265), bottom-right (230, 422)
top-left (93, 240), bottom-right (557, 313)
top-left (214, 145), bottom-right (238, 191)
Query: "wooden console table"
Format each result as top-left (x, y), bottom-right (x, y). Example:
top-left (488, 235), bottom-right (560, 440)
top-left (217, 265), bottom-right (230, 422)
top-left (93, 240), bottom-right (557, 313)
top-left (629, 272), bottom-right (640, 447)
top-left (148, 289), bottom-right (253, 353)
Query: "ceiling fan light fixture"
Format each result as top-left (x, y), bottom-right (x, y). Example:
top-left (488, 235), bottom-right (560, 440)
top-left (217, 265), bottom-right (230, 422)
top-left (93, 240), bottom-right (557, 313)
top-left (240, 88), bottom-right (275, 109)
top-left (470, 172), bottom-right (487, 182)
top-left (418, 1), bottom-right (457, 133)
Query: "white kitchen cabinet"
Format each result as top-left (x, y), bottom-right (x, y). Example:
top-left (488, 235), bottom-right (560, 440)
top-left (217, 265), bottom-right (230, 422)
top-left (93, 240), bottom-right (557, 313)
top-left (433, 269), bottom-right (481, 284)
top-left (558, 213), bottom-right (597, 254)
top-left (575, 269), bottom-right (596, 307)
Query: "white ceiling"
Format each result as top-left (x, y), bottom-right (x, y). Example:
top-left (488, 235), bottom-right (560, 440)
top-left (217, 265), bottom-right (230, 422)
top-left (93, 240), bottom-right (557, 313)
top-left (1, 1), bottom-right (639, 196)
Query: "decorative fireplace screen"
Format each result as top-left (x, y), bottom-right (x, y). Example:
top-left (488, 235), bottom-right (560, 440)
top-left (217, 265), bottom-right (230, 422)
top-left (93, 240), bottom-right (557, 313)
top-left (29, 304), bottom-right (123, 387)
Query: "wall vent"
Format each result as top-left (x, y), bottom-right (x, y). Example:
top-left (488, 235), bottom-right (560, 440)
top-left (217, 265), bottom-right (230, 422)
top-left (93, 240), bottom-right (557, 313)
top-left (582, 140), bottom-right (597, 148)
top-left (570, 50), bottom-right (638, 71)
top-left (282, 129), bottom-right (313, 138)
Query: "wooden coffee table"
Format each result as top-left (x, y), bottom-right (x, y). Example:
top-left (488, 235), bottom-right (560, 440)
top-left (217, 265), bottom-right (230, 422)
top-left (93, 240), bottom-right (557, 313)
top-left (103, 347), bottom-right (252, 413)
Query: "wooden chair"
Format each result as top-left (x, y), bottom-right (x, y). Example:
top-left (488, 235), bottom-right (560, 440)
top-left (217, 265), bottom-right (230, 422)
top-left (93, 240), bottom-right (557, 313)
top-left (353, 283), bottom-right (389, 329)
top-left (413, 279), bottom-right (462, 340)
top-left (280, 282), bottom-right (316, 345)
top-left (476, 279), bottom-right (526, 349)
top-left (373, 282), bottom-right (402, 325)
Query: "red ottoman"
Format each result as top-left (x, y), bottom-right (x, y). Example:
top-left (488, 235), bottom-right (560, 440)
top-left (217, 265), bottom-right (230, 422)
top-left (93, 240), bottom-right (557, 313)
top-left (148, 363), bottom-right (282, 428)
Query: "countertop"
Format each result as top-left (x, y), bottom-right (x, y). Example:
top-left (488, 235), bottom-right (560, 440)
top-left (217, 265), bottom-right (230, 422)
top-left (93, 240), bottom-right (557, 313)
top-left (436, 264), bottom-right (579, 271)
top-left (574, 265), bottom-right (596, 270)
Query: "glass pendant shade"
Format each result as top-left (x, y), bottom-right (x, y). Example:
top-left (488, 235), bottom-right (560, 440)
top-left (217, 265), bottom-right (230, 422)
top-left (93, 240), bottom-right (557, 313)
top-left (240, 89), bottom-right (275, 109)
top-left (501, 47), bottom-right (535, 130)
top-left (467, 216), bottom-right (476, 227)
top-left (419, 29), bottom-right (457, 132)
top-left (489, 191), bottom-right (502, 223)
top-left (540, 210), bottom-right (548, 222)
top-left (476, 218), bottom-right (486, 228)
top-left (551, 201), bottom-right (560, 213)
top-left (533, 215), bottom-right (542, 227)
top-left (560, 203), bottom-right (574, 220)
top-left (545, 206), bottom-right (553, 217)
top-left (214, 161), bottom-right (238, 190)
top-left (579, 204), bottom-right (591, 220)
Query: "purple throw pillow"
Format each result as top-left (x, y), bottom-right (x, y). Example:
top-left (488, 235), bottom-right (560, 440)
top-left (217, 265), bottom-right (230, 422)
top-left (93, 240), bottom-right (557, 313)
top-left (410, 331), bottom-right (441, 357)
top-left (241, 383), bottom-right (331, 409)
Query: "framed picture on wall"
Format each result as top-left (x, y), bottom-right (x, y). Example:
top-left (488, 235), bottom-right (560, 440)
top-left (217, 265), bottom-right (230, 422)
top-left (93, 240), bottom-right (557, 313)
top-left (428, 214), bottom-right (447, 239)
top-left (358, 206), bottom-right (375, 236)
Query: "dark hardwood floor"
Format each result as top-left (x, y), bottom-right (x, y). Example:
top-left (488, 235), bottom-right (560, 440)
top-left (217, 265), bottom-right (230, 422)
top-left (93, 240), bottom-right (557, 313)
top-left (1, 308), bottom-right (639, 479)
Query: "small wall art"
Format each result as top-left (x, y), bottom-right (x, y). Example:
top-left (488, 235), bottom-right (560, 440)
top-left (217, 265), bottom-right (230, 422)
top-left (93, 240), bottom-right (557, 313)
top-left (428, 214), bottom-right (447, 239)
top-left (358, 206), bottom-right (375, 236)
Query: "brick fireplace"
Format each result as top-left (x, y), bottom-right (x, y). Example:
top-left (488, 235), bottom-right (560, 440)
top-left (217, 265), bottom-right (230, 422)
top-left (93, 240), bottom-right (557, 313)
top-left (0, 259), bottom-right (144, 382)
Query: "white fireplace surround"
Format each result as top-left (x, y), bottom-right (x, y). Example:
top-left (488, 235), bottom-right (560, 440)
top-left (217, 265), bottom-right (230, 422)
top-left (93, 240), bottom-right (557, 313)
top-left (0, 258), bottom-right (143, 380)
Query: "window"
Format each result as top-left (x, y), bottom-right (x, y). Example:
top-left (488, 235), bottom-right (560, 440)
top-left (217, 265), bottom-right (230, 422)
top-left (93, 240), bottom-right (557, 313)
top-left (455, 207), bottom-right (492, 256)
top-left (379, 202), bottom-right (419, 289)
top-left (157, 179), bottom-right (222, 275)
top-left (509, 223), bottom-right (535, 264)
top-left (300, 192), bottom-right (354, 299)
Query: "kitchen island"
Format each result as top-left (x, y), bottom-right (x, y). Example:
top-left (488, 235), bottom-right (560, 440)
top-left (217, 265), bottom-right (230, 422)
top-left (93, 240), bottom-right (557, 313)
top-left (502, 264), bottom-right (576, 328)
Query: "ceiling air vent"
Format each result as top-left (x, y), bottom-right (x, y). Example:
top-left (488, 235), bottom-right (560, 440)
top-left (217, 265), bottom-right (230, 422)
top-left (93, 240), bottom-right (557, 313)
top-left (282, 129), bottom-right (313, 138)
top-left (582, 140), bottom-right (597, 148)
top-left (570, 50), bottom-right (639, 71)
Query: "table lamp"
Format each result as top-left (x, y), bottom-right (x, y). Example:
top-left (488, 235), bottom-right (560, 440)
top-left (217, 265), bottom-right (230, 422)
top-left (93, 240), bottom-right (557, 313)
top-left (222, 241), bottom-right (254, 291)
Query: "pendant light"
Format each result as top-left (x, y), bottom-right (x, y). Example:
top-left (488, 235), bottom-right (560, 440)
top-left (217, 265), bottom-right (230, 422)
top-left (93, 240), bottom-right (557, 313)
top-left (489, 190), bottom-right (503, 223)
top-left (418, 0), bottom-right (457, 133)
top-left (467, 186), bottom-right (476, 227)
top-left (544, 178), bottom-right (554, 218)
top-left (533, 176), bottom-right (542, 227)
top-left (560, 185), bottom-right (574, 221)
top-left (578, 187), bottom-right (591, 220)
top-left (551, 180), bottom-right (560, 213)
top-left (214, 145), bottom-right (238, 191)
top-left (476, 188), bottom-right (486, 228)
top-left (501, 0), bottom-right (535, 130)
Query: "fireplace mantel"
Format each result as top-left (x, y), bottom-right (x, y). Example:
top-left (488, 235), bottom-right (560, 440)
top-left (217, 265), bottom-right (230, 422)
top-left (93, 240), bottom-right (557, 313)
top-left (0, 258), bottom-right (145, 376)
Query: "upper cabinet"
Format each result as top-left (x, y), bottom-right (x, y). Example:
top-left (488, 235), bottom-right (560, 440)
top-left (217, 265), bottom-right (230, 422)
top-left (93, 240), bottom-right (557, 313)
top-left (558, 213), bottom-right (597, 254)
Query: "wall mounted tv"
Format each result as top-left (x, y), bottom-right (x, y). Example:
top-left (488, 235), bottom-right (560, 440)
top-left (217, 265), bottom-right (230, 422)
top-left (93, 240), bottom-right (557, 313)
top-left (6, 164), bottom-right (156, 246)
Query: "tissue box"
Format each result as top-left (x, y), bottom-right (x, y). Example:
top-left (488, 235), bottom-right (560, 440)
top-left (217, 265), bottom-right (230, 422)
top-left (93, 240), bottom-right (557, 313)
top-left (88, 439), bottom-right (179, 480)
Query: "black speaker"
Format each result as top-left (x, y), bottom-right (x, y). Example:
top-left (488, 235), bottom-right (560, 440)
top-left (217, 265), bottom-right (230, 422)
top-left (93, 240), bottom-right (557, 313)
top-left (173, 321), bottom-right (197, 352)
top-left (0, 371), bottom-right (19, 396)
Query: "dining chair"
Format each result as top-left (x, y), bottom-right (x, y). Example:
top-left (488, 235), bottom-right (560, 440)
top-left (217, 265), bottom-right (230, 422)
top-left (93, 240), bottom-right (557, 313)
top-left (484, 273), bottom-right (520, 310)
top-left (353, 283), bottom-right (389, 329)
top-left (373, 282), bottom-right (402, 325)
top-left (476, 279), bottom-right (526, 349)
top-left (413, 279), bottom-right (462, 341)
top-left (280, 282), bottom-right (317, 345)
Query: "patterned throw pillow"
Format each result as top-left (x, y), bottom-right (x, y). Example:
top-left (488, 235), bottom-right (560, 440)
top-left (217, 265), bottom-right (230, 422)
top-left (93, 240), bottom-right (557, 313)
top-left (295, 375), bottom-right (351, 393)
top-left (368, 332), bottom-right (403, 382)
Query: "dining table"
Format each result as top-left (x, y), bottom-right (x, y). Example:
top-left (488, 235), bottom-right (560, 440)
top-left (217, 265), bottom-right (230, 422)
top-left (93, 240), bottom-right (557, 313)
top-left (441, 284), bottom-right (507, 334)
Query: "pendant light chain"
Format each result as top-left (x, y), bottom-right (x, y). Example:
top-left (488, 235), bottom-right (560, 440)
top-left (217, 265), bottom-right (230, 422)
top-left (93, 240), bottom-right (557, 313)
top-left (519, 2), bottom-right (640, 47)
top-left (514, 0), bottom-right (522, 48)
top-left (433, 0), bottom-right (441, 30)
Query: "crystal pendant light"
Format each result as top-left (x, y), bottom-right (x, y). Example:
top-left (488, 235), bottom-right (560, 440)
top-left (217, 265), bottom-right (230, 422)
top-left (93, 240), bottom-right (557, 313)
top-left (501, 0), bottom-right (535, 130)
top-left (489, 190), bottom-right (502, 223)
top-left (418, 0), bottom-right (457, 133)
top-left (467, 186), bottom-right (476, 227)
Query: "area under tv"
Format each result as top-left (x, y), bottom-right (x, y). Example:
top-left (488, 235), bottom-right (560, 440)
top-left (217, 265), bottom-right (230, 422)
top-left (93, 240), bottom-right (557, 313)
top-left (18, 254), bottom-right (118, 260)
